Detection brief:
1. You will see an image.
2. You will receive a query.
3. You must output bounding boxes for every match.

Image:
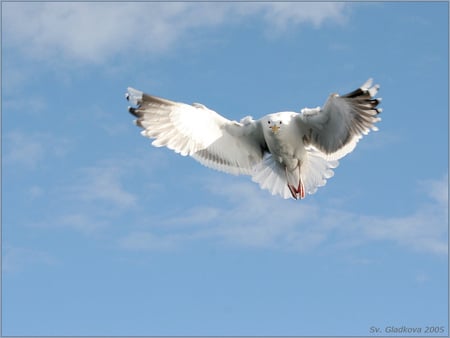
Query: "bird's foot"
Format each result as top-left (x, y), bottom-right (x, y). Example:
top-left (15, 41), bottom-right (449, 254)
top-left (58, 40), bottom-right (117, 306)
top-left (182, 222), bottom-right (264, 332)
top-left (287, 180), bottom-right (305, 200)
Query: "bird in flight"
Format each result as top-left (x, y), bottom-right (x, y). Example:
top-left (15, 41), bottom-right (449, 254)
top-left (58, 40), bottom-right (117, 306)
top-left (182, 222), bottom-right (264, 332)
top-left (126, 79), bottom-right (382, 200)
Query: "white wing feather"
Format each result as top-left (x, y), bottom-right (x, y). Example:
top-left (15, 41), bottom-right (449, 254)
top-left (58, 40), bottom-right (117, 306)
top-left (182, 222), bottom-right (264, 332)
top-left (297, 79), bottom-right (382, 161)
top-left (127, 88), bottom-right (266, 175)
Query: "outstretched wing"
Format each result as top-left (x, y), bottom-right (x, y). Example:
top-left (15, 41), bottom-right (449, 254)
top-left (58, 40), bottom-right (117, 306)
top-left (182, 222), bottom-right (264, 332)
top-left (297, 79), bottom-right (382, 160)
top-left (126, 88), bottom-right (267, 175)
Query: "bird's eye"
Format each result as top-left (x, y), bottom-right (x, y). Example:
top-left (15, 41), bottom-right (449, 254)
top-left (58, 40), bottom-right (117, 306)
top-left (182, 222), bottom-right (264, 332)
top-left (267, 121), bottom-right (271, 124)
top-left (279, 121), bottom-right (282, 125)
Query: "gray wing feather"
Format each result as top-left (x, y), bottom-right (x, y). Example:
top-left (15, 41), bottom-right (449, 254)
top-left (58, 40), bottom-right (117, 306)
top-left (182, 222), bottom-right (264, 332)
top-left (127, 88), bottom-right (267, 175)
top-left (297, 79), bottom-right (382, 160)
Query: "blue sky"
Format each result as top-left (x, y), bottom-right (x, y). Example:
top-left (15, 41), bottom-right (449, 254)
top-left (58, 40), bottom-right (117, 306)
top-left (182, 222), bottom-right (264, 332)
top-left (2, 1), bottom-right (448, 336)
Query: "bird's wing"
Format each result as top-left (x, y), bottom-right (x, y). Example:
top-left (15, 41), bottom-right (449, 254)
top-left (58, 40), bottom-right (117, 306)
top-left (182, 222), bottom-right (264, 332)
top-left (126, 88), bottom-right (267, 175)
top-left (297, 79), bottom-right (382, 160)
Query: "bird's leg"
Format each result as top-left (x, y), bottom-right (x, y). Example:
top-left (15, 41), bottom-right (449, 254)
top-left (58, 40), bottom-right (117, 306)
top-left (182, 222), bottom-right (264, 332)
top-left (298, 165), bottom-right (305, 199)
top-left (287, 184), bottom-right (298, 200)
top-left (298, 178), bottom-right (305, 199)
top-left (286, 167), bottom-right (297, 199)
top-left (286, 167), bottom-right (305, 200)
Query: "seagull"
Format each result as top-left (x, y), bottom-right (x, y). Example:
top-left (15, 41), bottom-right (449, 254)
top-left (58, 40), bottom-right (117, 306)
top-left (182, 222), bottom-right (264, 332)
top-left (126, 79), bottom-right (382, 200)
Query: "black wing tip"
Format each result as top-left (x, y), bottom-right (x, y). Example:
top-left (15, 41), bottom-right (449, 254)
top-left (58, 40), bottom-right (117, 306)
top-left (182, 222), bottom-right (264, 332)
top-left (128, 106), bottom-right (140, 118)
top-left (342, 87), bottom-right (365, 99)
top-left (342, 79), bottom-right (380, 99)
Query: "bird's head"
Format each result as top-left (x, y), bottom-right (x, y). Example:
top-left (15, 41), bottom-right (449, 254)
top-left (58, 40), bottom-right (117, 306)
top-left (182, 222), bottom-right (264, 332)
top-left (263, 115), bottom-right (283, 134)
top-left (263, 113), bottom-right (292, 135)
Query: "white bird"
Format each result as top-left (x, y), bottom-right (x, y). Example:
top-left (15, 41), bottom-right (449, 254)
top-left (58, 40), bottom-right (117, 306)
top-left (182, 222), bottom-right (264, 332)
top-left (126, 79), bottom-right (382, 200)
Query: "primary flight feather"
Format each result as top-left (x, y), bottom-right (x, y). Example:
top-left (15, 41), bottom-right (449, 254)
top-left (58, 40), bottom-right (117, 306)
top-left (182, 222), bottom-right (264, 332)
top-left (126, 79), bottom-right (382, 200)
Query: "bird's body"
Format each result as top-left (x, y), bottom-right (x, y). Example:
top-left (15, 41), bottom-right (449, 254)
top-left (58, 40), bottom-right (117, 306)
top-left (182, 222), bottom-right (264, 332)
top-left (263, 112), bottom-right (304, 168)
top-left (260, 112), bottom-right (308, 198)
top-left (126, 79), bottom-right (382, 200)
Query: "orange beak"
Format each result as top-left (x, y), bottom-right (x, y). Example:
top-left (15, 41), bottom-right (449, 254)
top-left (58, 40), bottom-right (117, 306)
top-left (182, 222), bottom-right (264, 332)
top-left (270, 125), bottom-right (280, 133)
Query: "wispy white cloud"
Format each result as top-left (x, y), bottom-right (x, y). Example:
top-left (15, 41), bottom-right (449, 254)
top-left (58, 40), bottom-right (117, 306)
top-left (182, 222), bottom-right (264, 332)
top-left (3, 131), bottom-right (70, 169)
top-left (118, 231), bottom-right (179, 251)
top-left (58, 213), bottom-right (109, 235)
top-left (165, 206), bottom-right (222, 227)
top-left (421, 173), bottom-right (448, 206)
top-left (28, 185), bottom-right (45, 199)
top-left (258, 2), bottom-right (348, 31)
top-left (3, 2), bottom-right (348, 64)
top-left (118, 173), bottom-right (448, 255)
top-left (359, 174), bottom-right (448, 255)
top-left (3, 131), bottom-right (45, 168)
top-left (70, 164), bottom-right (137, 209)
top-left (3, 245), bottom-right (58, 273)
top-left (24, 151), bottom-right (166, 235)
top-left (29, 213), bottom-right (106, 236)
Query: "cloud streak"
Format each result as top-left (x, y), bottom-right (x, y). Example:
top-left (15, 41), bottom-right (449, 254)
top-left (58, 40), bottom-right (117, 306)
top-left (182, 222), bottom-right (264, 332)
top-left (70, 165), bottom-right (137, 209)
top-left (3, 131), bottom-right (70, 169)
top-left (24, 156), bottom-right (145, 235)
top-left (3, 2), bottom-right (348, 64)
top-left (119, 173), bottom-right (448, 255)
top-left (3, 245), bottom-right (58, 273)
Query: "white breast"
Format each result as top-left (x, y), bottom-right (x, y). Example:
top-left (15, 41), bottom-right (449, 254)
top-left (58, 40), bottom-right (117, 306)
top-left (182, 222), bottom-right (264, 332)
top-left (263, 113), bottom-right (306, 170)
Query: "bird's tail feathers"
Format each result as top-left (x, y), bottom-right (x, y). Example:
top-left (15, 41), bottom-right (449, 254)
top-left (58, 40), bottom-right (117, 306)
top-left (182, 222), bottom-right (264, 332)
top-left (301, 147), bottom-right (338, 195)
top-left (251, 155), bottom-right (292, 199)
top-left (251, 149), bottom-right (338, 200)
